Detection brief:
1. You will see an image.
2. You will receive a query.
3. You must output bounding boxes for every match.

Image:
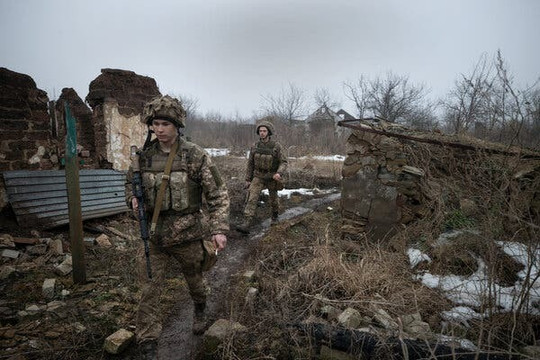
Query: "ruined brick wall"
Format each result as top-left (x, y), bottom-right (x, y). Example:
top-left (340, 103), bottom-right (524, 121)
top-left (0, 67), bottom-right (55, 172)
top-left (0, 67), bottom-right (56, 211)
top-left (85, 69), bottom-right (161, 170)
top-left (341, 122), bottom-right (428, 241)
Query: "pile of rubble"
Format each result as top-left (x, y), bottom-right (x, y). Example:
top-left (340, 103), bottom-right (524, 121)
top-left (0, 222), bottom-right (140, 358)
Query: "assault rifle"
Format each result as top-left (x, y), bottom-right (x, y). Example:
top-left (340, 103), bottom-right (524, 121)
top-left (130, 145), bottom-right (152, 279)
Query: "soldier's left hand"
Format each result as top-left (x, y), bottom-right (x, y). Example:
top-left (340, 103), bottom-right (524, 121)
top-left (212, 234), bottom-right (227, 252)
top-left (131, 198), bottom-right (140, 220)
top-left (272, 173), bottom-right (282, 181)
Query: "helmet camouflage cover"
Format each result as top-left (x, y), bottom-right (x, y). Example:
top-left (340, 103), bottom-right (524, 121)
top-left (256, 116), bottom-right (276, 136)
top-left (142, 95), bottom-right (186, 128)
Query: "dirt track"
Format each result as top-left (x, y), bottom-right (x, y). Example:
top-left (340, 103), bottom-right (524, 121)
top-left (155, 193), bottom-right (341, 359)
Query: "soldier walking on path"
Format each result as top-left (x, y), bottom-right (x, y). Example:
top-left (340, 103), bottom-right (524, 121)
top-left (237, 117), bottom-right (287, 234)
top-left (127, 95), bottom-right (230, 358)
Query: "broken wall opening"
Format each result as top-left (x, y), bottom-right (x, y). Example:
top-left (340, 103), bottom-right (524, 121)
top-left (85, 68), bottom-right (161, 170)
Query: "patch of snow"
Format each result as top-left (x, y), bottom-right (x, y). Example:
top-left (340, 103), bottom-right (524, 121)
top-left (407, 248), bottom-right (431, 268)
top-left (291, 155), bottom-right (345, 162)
top-left (205, 148), bottom-right (229, 157)
top-left (261, 187), bottom-right (338, 198)
top-left (437, 334), bottom-right (478, 351)
top-left (410, 232), bottom-right (540, 326)
top-left (441, 306), bottom-right (482, 326)
top-left (496, 241), bottom-right (540, 281)
top-left (312, 155), bottom-right (345, 161)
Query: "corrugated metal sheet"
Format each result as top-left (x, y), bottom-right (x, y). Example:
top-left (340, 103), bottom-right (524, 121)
top-left (3, 169), bottom-right (129, 229)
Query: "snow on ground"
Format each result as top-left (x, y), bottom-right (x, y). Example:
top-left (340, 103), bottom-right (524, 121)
top-left (205, 148), bottom-right (230, 157)
top-left (301, 155), bottom-right (345, 161)
top-left (409, 231), bottom-right (540, 325)
top-left (289, 155), bottom-right (345, 161)
top-left (261, 187), bottom-right (338, 198)
top-left (407, 248), bottom-right (432, 268)
top-left (205, 149), bottom-right (346, 162)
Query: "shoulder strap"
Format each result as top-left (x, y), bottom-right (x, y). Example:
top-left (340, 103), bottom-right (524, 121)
top-left (149, 140), bottom-right (179, 236)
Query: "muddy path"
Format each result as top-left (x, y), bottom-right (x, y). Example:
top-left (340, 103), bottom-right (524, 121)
top-left (156, 192), bottom-right (341, 359)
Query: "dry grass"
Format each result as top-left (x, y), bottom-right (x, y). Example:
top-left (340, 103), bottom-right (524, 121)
top-left (212, 144), bottom-right (540, 359)
top-left (218, 210), bottom-right (454, 359)
top-left (212, 155), bottom-right (343, 186)
top-left (1, 143), bottom-right (538, 359)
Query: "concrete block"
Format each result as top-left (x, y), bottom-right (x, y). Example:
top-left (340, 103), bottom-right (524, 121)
top-left (55, 255), bottom-right (73, 276)
top-left (245, 287), bottom-right (258, 304)
top-left (203, 319), bottom-right (247, 354)
top-left (2, 249), bottom-right (20, 259)
top-left (42, 278), bottom-right (56, 299)
top-left (242, 270), bottom-right (256, 282)
top-left (96, 234), bottom-right (112, 247)
top-left (103, 328), bottom-right (134, 354)
top-left (337, 307), bottom-right (362, 328)
top-left (48, 239), bottom-right (64, 255)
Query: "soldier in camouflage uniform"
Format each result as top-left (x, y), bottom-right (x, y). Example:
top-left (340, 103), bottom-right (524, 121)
top-left (238, 118), bottom-right (287, 233)
top-left (128, 95), bottom-right (229, 357)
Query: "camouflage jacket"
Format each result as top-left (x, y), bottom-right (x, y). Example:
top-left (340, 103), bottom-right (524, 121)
top-left (245, 139), bottom-right (288, 181)
top-left (127, 138), bottom-right (229, 245)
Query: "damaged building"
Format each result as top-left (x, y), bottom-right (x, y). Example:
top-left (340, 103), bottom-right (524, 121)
top-left (0, 67), bottom-right (161, 228)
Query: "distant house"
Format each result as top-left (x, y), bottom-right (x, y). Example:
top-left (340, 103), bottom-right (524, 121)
top-left (336, 109), bottom-right (355, 121)
top-left (305, 105), bottom-right (354, 135)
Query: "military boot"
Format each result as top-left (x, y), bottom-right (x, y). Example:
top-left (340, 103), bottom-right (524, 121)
top-left (271, 211), bottom-right (279, 225)
top-left (192, 302), bottom-right (208, 335)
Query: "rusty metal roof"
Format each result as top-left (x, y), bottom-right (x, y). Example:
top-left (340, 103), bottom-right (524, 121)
top-left (3, 169), bottom-right (129, 229)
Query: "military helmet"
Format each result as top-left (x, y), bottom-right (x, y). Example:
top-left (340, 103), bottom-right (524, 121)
top-left (256, 117), bottom-right (275, 136)
top-left (142, 95), bottom-right (186, 128)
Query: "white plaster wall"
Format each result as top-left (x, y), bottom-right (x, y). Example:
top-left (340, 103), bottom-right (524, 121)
top-left (103, 102), bottom-right (148, 171)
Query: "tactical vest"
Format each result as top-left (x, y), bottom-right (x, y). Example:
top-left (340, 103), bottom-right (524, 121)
top-left (253, 140), bottom-right (280, 174)
top-left (140, 140), bottom-right (202, 214)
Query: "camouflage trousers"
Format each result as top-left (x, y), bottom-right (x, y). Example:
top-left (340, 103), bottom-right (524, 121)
top-left (135, 239), bottom-right (208, 343)
top-left (244, 177), bottom-right (280, 219)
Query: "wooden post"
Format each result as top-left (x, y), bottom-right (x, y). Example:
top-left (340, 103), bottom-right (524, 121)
top-left (64, 103), bottom-right (86, 284)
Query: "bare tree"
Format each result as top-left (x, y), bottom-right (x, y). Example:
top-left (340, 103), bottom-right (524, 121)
top-left (370, 72), bottom-right (428, 123)
top-left (313, 87), bottom-right (341, 110)
top-left (524, 88), bottom-right (540, 149)
top-left (174, 93), bottom-right (200, 121)
top-left (344, 72), bottom-right (432, 126)
top-left (405, 102), bottom-right (440, 131)
top-left (260, 82), bottom-right (308, 123)
top-left (343, 75), bottom-right (369, 118)
top-left (441, 53), bottom-right (495, 134)
top-left (441, 50), bottom-right (540, 150)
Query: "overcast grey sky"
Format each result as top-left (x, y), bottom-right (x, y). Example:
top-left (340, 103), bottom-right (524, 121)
top-left (1, 0), bottom-right (539, 118)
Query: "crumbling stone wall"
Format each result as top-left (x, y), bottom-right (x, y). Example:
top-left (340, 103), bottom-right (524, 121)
top-left (341, 123), bottom-right (428, 241)
top-left (85, 69), bottom-right (161, 170)
top-left (0, 67), bottom-right (54, 172)
top-left (341, 120), bottom-right (540, 243)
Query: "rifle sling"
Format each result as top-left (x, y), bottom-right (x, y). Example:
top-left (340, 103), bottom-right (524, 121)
top-left (149, 140), bottom-right (179, 236)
